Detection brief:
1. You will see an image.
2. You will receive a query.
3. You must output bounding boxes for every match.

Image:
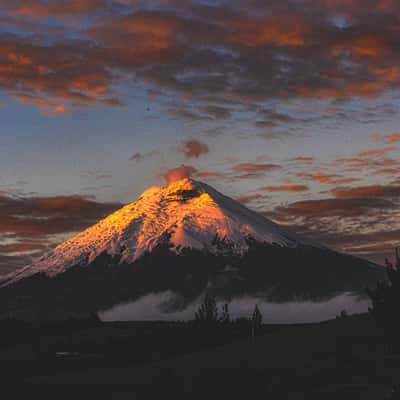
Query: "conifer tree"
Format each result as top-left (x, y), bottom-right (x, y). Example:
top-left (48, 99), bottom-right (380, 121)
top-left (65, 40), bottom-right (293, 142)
top-left (219, 303), bottom-right (231, 324)
top-left (252, 304), bottom-right (263, 329)
top-left (195, 294), bottom-right (219, 324)
top-left (251, 304), bottom-right (263, 339)
top-left (367, 248), bottom-right (400, 337)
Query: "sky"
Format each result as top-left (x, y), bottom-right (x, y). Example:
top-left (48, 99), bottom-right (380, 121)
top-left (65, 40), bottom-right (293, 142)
top-left (0, 0), bottom-right (400, 273)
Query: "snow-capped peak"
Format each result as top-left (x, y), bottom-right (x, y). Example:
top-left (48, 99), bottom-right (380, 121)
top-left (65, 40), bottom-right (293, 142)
top-left (2, 178), bottom-right (317, 284)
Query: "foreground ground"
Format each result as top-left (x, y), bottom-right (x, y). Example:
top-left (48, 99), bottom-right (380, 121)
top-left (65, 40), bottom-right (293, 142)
top-left (0, 314), bottom-right (398, 399)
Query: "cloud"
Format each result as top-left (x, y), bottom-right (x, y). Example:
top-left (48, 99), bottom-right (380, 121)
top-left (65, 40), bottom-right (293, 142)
top-left (373, 167), bottom-right (400, 175)
top-left (202, 105), bottom-right (231, 120)
top-left (331, 184), bottom-right (400, 199)
top-left (0, 34), bottom-right (119, 109)
top-left (261, 185), bottom-right (309, 192)
top-left (372, 132), bottom-right (400, 144)
top-left (0, 241), bottom-right (43, 253)
top-left (228, 163), bottom-right (282, 181)
top-left (181, 139), bottom-right (209, 159)
top-left (227, 15), bottom-right (309, 48)
top-left (129, 152), bottom-right (144, 162)
top-left (358, 146), bottom-right (397, 158)
top-left (2, 0), bottom-right (108, 18)
top-left (290, 156), bottom-right (314, 163)
top-left (0, 194), bottom-right (121, 273)
top-left (385, 133), bottom-right (400, 143)
top-left (334, 154), bottom-right (400, 173)
top-left (369, 133), bottom-right (382, 141)
top-left (276, 197), bottom-right (393, 218)
top-left (2, 0), bottom-right (400, 114)
top-left (194, 171), bottom-right (224, 179)
top-left (235, 193), bottom-right (266, 204)
top-left (269, 179), bottom-right (400, 264)
top-left (232, 163), bottom-right (281, 173)
top-left (0, 194), bottom-right (121, 235)
top-left (296, 172), bottom-right (358, 185)
top-left (276, 184), bottom-right (400, 219)
top-left (16, 94), bottom-right (66, 115)
top-left (100, 290), bottom-right (370, 323)
top-left (0, 254), bottom-right (34, 275)
top-left (129, 149), bottom-right (159, 162)
top-left (162, 165), bottom-right (197, 184)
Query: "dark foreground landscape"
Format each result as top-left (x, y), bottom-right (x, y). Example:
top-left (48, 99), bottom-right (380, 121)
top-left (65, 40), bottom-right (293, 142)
top-left (1, 314), bottom-right (399, 399)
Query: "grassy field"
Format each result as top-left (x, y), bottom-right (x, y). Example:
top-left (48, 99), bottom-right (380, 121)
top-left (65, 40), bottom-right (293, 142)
top-left (1, 314), bottom-right (398, 399)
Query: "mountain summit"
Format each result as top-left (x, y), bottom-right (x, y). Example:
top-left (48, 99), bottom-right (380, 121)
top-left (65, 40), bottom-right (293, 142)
top-left (0, 179), bottom-right (385, 321)
top-left (4, 178), bottom-right (317, 285)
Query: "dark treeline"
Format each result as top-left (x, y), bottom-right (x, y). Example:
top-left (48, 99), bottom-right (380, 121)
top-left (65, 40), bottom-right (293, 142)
top-left (194, 294), bottom-right (263, 338)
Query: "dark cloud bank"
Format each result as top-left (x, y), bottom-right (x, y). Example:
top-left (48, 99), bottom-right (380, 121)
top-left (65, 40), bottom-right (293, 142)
top-left (0, 194), bottom-right (120, 273)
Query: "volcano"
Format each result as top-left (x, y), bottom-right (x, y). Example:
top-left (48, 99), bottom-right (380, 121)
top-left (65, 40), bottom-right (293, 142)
top-left (0, 179), bottom-right (385, 321)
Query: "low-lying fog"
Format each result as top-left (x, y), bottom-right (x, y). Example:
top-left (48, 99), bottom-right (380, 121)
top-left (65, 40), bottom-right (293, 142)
top-left (99, 291), bottom-right (370, 323)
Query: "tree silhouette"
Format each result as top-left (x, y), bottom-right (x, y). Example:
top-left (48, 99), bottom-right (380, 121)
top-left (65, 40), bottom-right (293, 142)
top-left (367, 248), bottom-right (400, 338)
top-left (251, 304), bottom-right (263, 338)
top-left (219, 303), bottom-right (230, 324)
top-left (252, 305), bottom-right (262, 327)
top-left (195, 294), bottom-right (219, 324)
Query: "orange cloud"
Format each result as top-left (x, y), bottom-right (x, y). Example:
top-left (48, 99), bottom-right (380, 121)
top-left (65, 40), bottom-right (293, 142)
top-left (384, 133), bottom-right (400, 143)
top-left (0, 36), bottom-right (118, 110)
top-left (14, 0), bottom-right (107, 17)
top-left (297, 63), bottom-right (400, 99)
top-left (90, 12), bottom-right (182, 54)
top-left (261, 185), bottom-right (309, 192)
top-left (331, 184), bottom-right (400, 199)
top-left (2, 0), bottom-right (400, 113)
top-left (182, 139), bottom-right (209, 159)
top-left (358, 146), bottom-right (396, 158)
top-left (335, 155), bottom-right (399, 170)
top-left (162, 165), bottom-right (197, 184)
top-left (235, 194), bottom-right (266, 204)
top-left (16, 94), bottom-right (66, 115)
top-left (195, 171), bottom-right (224, 179)
top-left (227, 16), bottom-right (308, 48)
top-left (373, 167), bottom-right (400, 175)
top-left (0, 241), bottom-right (47, 255)
top-left (233, 163), bottom-right (281, 173)
top-left (332, 35), bottom-right (389, 59)
top-left (296, 171), bottom-right (360, 185)
top-left (351, 36), bottom-right (387, 58)
top-left (369, 132), bottom-right (382, 141)
top-left (297, 172), bottom-right (336, 184)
